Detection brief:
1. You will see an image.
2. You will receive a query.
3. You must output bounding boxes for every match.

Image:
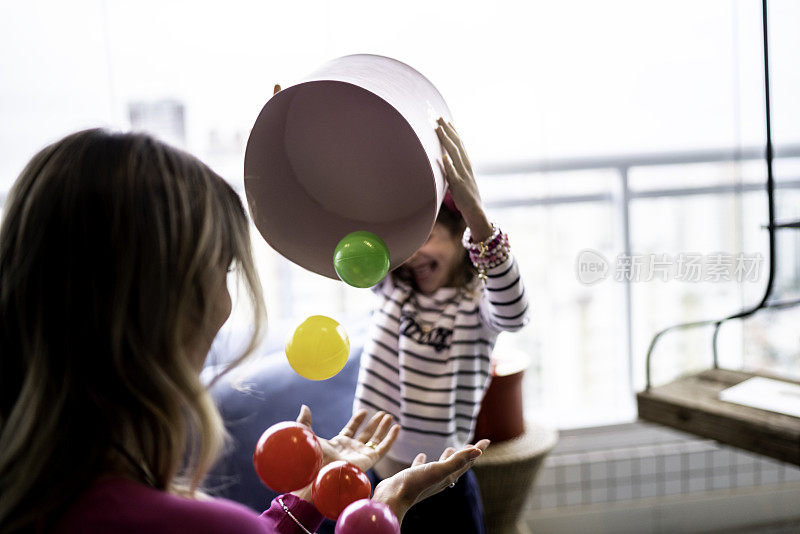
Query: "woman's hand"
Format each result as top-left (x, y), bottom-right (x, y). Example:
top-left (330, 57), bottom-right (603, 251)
top-left (291, 405), bottom-right (399, 503)
top-left (296, 405), bottom-right (399, 473)
top-left (371, 439), bottom-right (491, 524)
top-left (435, 118), bottom-right (493, 241)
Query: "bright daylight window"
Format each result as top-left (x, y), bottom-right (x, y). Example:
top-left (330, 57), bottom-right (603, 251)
top-left (1, 0), bottom-right (799, 430)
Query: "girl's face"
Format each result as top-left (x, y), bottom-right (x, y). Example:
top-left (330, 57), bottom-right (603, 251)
top-left (403, 222), bottom-right (464, 294)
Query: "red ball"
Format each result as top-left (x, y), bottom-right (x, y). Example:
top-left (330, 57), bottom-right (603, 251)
top-left (312, 461), bottom-right (372, 520)
top-left (253, 421), bottom-right (323, 493)
top-left (335, 498), bottom-right (401, 534)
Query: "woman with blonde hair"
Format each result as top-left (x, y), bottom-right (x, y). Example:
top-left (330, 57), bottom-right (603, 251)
top-left (0, 129), bottom-right (487, 534)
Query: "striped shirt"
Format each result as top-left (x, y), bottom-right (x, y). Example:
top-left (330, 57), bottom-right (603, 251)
top-left (353, 254), bottom-right (529, 463)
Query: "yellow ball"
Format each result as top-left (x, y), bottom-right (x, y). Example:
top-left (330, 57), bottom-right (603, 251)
top-left (285, 315), bottom-right (350, 381)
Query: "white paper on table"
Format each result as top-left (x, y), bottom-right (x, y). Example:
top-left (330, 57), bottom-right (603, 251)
top-left (718, 377), bottom-right (800, 419)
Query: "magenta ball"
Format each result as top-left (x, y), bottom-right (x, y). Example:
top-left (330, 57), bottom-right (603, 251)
top-left (335, 499), bottom-right (400, 534)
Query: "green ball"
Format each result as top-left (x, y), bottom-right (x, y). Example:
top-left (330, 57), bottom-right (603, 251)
top-left (333, 231), bottom-right (390, 288)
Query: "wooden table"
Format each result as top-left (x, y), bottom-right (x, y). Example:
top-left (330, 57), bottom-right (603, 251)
top-left (637, 368), bottom-right (800, 466)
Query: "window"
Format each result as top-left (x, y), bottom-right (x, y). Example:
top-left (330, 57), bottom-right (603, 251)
top-left (2, 0), bottom-right (799, 429)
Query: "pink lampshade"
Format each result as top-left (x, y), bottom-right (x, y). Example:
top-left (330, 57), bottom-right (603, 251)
top-left (244, 54), bottom-right (453, 279)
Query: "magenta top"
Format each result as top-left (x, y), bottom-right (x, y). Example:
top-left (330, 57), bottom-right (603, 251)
top-left (53, 477), bottom-right (325, 534)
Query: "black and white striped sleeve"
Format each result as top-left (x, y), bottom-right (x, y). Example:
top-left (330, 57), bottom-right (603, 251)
top-left (370, 274), bottom-right (394, 298)
top-left (478, 253), bottom-right (529, 332)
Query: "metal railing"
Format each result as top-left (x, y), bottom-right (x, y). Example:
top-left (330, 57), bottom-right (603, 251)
top-left (477, 143), bottom-right (800, 394)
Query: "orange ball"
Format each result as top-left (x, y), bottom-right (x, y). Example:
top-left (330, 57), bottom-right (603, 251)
top-left (253, 421), bottom-right (323, 493)
top-left (312, 461), bottom-right (372, 520)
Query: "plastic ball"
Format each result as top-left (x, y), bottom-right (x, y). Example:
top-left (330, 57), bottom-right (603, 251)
top-left (312, 461), bottom-right (372, 520)
top-left (335, 499), bottom-right (401, 534)
top-left (333, 231), bottom-right (390, 288)
top-left (253, 421), bottom-right (323, 493)
top-left (285, 315), bottom-right (350, 381)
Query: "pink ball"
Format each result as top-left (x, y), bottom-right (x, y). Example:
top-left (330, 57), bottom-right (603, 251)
top-left (335, 498), bottom-right (401, 534)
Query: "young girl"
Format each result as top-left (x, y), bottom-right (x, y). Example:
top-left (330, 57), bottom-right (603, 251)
top-left (353, 119), bottom-right (530, 533)
top-left (0, 129), bottom-right (488, 534)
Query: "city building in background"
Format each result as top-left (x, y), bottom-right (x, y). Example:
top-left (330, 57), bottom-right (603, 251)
top-left (128, 99), bottom-right (186, 147)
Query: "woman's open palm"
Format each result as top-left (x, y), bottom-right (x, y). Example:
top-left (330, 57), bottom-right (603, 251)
top-left (295, 405), bottom-right (399, 473)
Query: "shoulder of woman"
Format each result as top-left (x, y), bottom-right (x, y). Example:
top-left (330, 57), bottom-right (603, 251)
top-left (55, 478), bottom-right (268, 534)
top-left (175, 496), bottom-right (269, 533)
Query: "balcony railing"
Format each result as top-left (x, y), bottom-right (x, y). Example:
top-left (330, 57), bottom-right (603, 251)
top-left (477, 143), bottom-right (800, 394)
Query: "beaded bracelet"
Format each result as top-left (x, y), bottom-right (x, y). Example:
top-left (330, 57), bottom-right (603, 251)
top-left (278, 497), bottom-right (315, 534)
top-left (462, 223), bottom-right (511, 282)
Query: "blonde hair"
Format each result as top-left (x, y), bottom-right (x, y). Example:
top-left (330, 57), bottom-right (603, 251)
top-left (0, 129), bottom-right (265, 533)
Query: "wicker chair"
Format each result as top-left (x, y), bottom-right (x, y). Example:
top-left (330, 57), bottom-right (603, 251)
top-left (472, 421), bottom-right (558, 534)
top-left (471, 348), bottom-right (558, 534)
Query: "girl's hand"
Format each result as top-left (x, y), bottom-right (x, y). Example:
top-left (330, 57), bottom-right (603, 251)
top-left (435, 119), bottom-right (493, 241)
top-left (295, 405), bottom-right (399, 473)
top-left (371, 439), bottom-right (490, 524)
